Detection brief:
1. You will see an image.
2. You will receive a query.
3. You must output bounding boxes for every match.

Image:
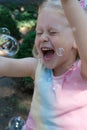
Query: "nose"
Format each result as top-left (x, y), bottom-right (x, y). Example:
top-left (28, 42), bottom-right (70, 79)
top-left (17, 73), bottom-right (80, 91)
top-left (40, 33), bottom-right (49, 42)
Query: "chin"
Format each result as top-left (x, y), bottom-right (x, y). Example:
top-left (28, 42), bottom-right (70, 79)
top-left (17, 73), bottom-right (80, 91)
top-left (43, 62), bottom-right (55, 69)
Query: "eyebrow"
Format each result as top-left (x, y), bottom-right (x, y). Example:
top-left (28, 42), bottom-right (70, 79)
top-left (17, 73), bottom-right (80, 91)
top-left (36, 24), bottom-right (70, 32)
top-left (49, 26), bottom-right (64, 31)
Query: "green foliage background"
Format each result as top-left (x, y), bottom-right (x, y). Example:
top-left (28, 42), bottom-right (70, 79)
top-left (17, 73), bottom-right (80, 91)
top-left (15, 30), bottom-right (36, 58)
top-left (0, 5), bottom-right (21, 40)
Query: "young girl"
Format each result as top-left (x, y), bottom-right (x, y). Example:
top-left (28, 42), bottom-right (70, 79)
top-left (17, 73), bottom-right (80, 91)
top-left (1, 0), bottom-right (87, 129)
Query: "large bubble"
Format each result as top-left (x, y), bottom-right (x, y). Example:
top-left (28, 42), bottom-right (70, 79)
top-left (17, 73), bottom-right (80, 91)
top-left (0, 34), bottom-right (19, 57)
top-left (0, 28), bottom-right (19, 57)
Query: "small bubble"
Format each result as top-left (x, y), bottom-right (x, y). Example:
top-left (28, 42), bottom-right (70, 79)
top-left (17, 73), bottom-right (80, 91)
top-left (8, 116), bottom-right (25, 130)
top-left (52, 87), bottom-right (55, 91)
top-left (0, 27), bottom-right (10, 35)
top-left (56, 48), bottom-right (64, 57)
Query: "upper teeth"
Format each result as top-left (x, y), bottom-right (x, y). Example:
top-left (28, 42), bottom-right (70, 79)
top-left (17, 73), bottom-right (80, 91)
top-left (41, 47), bottom-right (52, 51)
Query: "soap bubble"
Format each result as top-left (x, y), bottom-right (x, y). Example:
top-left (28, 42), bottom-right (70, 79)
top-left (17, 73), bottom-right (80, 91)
top-left (56, 48), bottom-right (64, 56)
top-left (0, 34), bottom-right (19, 57)
top-left (0, 27), bottom-right (19, 57)
top-left (8, 116), bottom-right (25, 130)
top-left (0, 27), bottom-right (10, 35)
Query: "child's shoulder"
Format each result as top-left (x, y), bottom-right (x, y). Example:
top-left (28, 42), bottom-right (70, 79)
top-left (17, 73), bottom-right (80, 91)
top-left (67, 60), bottom-right (87, 83)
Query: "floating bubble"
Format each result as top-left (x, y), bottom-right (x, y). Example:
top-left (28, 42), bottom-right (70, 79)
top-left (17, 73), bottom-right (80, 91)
top-left (0, 27), bottom-right (10, 35)
top-left (56, 48), bottom-right (64, 56)
top-left (8, 116), bottom-right (25, 130)
top-left (0, 34), bottom-right (19, 57)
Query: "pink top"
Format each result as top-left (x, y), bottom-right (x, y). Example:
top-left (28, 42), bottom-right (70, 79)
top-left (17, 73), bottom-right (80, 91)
top-left (52, 60), bottom-right (87, 129)
top-left (24, 60), bottom-right (87, 130)
top-left (80, 0), bottom-right (85, 8)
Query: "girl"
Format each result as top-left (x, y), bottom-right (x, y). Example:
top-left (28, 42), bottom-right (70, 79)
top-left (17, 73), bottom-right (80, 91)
top-left (1, 0), bottom-right (87, 129)
top-left (22, 0), bottom-right (87, 129)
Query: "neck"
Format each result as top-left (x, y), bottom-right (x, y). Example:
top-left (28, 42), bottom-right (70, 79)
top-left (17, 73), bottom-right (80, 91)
top-left (53, 56), bottom-right (76, 76)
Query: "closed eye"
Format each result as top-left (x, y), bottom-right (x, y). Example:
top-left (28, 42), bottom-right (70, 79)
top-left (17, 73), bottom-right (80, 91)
top-left (36, 31), bottom-right (43, 36)
top-left (49, 31), bottom-right (59, 36)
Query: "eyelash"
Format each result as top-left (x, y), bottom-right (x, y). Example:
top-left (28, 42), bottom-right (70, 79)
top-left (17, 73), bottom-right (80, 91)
top-left (36, 32), bottom-right (42, 35)
top-left (49, 32), bottom-right (57, 35)
top-left (36, 31), bottom-right (59, 36)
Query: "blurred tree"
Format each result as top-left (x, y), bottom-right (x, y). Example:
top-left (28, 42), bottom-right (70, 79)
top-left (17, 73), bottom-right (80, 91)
top-left (0, 5), bottom-right (21, 40)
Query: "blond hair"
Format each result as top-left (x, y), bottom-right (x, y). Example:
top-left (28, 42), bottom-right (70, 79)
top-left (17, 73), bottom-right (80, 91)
top-left (32, 44), bottom-right (38, 58)
top-left (38, 0), bottom-right (64, 15)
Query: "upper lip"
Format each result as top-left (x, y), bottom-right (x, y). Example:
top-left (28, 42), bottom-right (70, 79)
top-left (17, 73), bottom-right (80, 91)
top-left (40, 43), bottom-right (54, 50)
top-left (41, 47), bottom-right (54, 51)
top-left (39, 43), bottom-right (55, 57)
top-left (40, 47), bottom-right (55, 57)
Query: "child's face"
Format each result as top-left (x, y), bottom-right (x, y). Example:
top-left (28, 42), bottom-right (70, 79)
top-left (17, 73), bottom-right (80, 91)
top-left (35, 8), bottom-right (76, 70)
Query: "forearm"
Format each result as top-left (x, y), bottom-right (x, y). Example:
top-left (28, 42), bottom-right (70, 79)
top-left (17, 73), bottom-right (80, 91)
top-left (0, 56), bottom-right (37, 78)
top-left (61, 0), bottom-right (87, 60)
top-left (0, 56), bottom-right (16, 77)
top-left (0, 56), bottom-right (23, 77)
top-left (61, 0), bottom-right (86, 30)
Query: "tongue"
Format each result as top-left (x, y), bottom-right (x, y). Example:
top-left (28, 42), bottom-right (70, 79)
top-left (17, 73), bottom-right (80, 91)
top-left (44, 50), bottom-right (54, 59)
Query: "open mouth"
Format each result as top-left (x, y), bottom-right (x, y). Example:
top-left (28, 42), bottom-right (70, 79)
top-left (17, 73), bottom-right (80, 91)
top-left (41, 47), bottom-right (55, 60)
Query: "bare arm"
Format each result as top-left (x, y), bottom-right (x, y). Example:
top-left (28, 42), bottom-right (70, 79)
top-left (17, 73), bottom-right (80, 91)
top-left (61, 0), bottom-right (87, 78)
top-left (0, 56), bottom-right (38, 80)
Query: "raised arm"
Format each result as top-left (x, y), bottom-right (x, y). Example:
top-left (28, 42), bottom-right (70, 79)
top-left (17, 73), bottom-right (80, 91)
top-left (61, 0), bottom-right (87, 78)
top-left (0, 56), bottom-right (38, 80)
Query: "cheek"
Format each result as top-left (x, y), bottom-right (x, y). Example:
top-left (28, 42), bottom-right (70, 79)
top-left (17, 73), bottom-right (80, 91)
top-left (60, 33), bottom-right (74, 50)
top-left (53, 38), bottom-right (72, 56)
top-left (64, 31), bottom-right (75, 44)
top-left (52, 36), bottom-right (65, 49)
